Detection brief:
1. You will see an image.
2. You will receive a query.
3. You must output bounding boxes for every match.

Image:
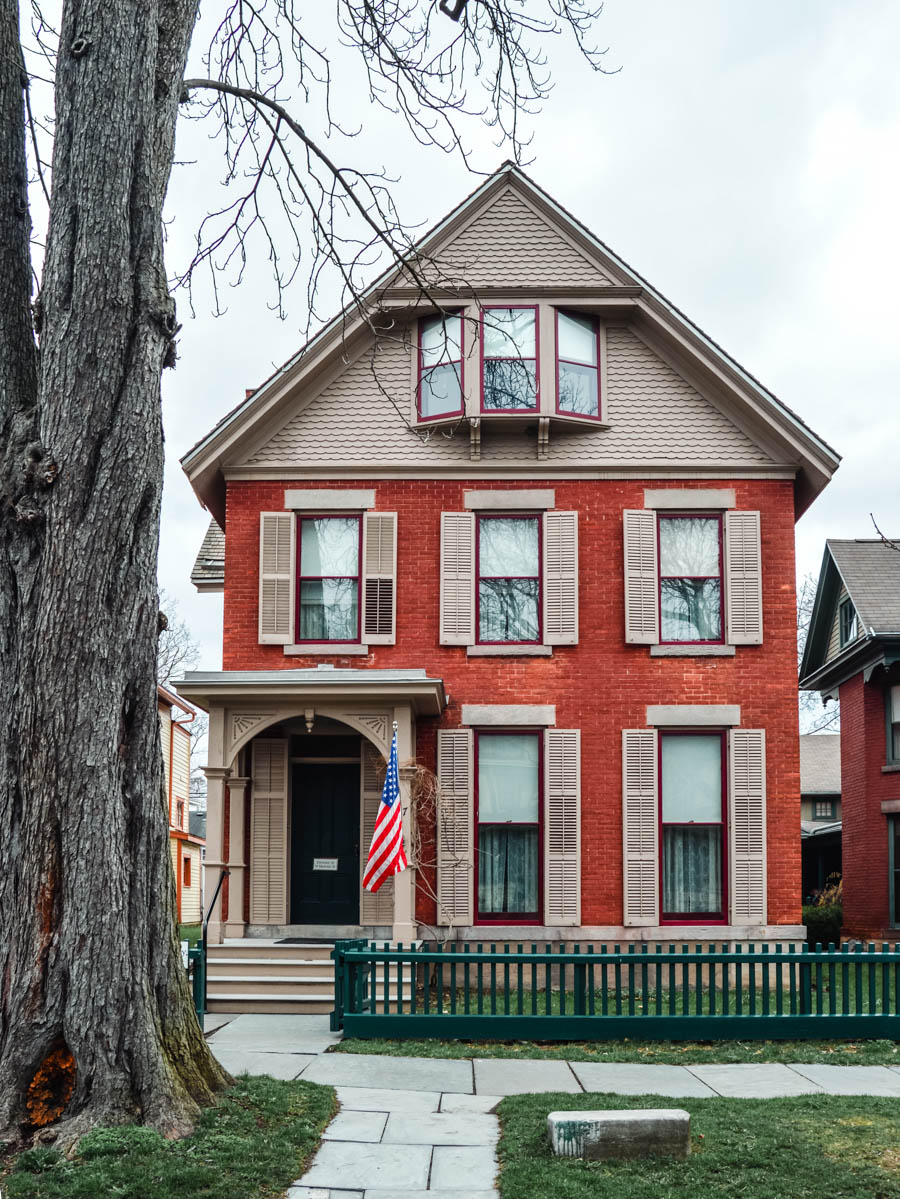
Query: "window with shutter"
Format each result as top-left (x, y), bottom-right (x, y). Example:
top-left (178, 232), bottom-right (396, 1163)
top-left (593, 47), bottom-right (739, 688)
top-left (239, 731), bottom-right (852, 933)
top-left (249, 739), bottom-right (289, 924)
top-left (360, 741), bottom-right (393, 924)
top-left (259, 512), bottom-right (294, 644)
top-left (724, 511), bottom-right (763, 645)
top-left (728, 728), bottom-right (767, 923)
top-left (543, 511), bottom-right (578, 645)
top-left (660, 731), bottom-right (726, 919)
top-left (622, 729), bottom-right (659, 925)
top-left (475, 731), bottom-right (541, 922)
top-left (439, 513), bottom-right (476, 645)
top-left (623, 510), bottom-right (659, 644)
top-left (544, 729), bottom-right (580, 926)
top-left (362, 512), bottom-right (397, 644)
top-left (436, 729), bottom-right (473, 924)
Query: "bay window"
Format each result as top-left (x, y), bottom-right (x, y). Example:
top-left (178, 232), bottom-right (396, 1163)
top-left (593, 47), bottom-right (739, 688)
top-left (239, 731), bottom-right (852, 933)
top-left (418, 312), bottom-right (464, 420)
top-left (476, 731), bottom-right (541, 921)
top-left (481, 307), bottom-right (538, 411)
top-left (556, 310), bottom-right (600, 417)
top-left (661, 731), bottom-right (726, 920)
top-left (477, 515), bottom-right (540, 644)
top-left (659, 514), bottom-right (723, 643)
top-left (296, 516), bottom-right (361, 642)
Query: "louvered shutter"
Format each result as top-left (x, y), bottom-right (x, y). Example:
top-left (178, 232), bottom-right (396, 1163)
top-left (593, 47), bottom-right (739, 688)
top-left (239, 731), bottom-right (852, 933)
top-left (622, 729), bottom-right (659, 925)
top-left (362, 512), bottom-right (397, 644)
top-left (728, 729), bottom-right (767, 923)
top-left (436, 729), bottom-right (473, 925)
top-left (258, 512), bottom-right (294, 644)
top-left (543, 511), bottom-right (578, 645)
top-left (360, 742), bottom-right (394, 924)
top-left (623, 510), bottom-right (659, 644)
top-left (544, 729), bottom-right (581, 925)
top-left (439, 513), bottom-right (476, 645)
top-left (725, 511), bottom-right (763, 644)
top-left (249, 739), bottom-right (288, 923)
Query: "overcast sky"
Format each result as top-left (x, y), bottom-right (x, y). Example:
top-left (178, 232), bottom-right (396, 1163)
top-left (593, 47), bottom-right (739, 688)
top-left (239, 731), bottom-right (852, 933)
top-left (159, 0), bottom-right (900, 671)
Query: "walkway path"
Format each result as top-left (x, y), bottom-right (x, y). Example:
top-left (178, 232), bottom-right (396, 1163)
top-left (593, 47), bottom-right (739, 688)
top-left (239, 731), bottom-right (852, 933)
top-left (205, 1014), bottom-right (900, 1197)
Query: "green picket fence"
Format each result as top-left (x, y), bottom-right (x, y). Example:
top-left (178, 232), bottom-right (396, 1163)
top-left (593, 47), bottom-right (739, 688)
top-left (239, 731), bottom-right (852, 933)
top-left (331, 940), bottom-right (900, 1040)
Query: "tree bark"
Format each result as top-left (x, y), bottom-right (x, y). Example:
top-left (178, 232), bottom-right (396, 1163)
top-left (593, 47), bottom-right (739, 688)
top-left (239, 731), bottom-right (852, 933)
top-left (0, 0), bottom-right (230, 1143)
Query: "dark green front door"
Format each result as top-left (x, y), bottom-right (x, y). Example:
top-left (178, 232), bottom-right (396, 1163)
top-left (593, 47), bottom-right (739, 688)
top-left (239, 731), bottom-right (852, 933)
top-left (291, 763), bottom-right (360, 924)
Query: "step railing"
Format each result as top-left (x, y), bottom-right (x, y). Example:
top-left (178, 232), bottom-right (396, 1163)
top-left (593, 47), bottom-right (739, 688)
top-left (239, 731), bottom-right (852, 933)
top-left (330, 940), bottom-right (900, 1040)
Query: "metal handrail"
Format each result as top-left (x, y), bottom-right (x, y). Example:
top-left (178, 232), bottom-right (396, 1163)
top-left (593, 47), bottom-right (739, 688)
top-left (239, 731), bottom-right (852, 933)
top-left (197, 867), bottom-right (229, 1017)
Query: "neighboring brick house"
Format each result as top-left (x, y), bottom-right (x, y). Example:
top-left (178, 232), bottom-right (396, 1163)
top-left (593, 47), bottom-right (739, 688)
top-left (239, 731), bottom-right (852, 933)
top-left (158, 684), bottom-right (205, 924)
top-left (177, 164), bottom-right (839, 949)
top-left (800, 540), bottom-right (900, 938)
top-left (799, 733), bottom-right (841, 900)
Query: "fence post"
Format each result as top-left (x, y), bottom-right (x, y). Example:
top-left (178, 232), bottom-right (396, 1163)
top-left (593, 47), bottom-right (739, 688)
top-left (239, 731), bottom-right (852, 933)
top-left (799, 943), bottom-right (812, 1015)
top-left (331, 941), bottom-right (347, 1032)
top-left (574, 962), bottom-right (587, 1016)
top-left (188, 945), bottom-right (205, 1025)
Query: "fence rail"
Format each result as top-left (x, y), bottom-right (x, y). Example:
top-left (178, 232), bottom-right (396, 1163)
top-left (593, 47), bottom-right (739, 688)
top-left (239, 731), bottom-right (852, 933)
top-left (331, 940), bottom-right (900, 1041)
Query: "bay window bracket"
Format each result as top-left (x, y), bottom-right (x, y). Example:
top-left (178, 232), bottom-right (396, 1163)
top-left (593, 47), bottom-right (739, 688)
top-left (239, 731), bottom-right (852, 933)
top-left (469, 417), bottom-right (481, 462)
top-left (537, 417), bottom-right (550, 460)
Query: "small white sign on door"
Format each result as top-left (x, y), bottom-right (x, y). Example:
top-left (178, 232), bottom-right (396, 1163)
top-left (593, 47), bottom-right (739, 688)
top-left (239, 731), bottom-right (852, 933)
top-left (313, 857), bottom-right (339, 871)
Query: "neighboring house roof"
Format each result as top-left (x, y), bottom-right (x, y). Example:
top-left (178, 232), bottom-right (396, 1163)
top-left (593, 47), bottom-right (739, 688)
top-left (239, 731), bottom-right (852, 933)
top-left (190, 519), bottom-right (225, 593)
top-left (827, 540), bottom-right (900, 634)
top-left (799, 733), bottom-right (841, 795)
top-left (157, 682), bottom-right (197, 717)
top-left (180, 162), bottom-right (839, 527)
top-left (801, 819), bottom-right (842, 840)
top-left (189, 810), bottom-right (206, 841)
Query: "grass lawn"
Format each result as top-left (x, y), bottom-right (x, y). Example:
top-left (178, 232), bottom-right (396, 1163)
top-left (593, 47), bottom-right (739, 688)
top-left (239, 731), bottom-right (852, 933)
top-left (333, 1035), bottom-right (900, 1065)
top-left (1, 1075), bottom-right (335, 1199)
top-left (496, 1092), bottom-right (900, 1197)
top-left (177, 923), bottom-right (202, 947)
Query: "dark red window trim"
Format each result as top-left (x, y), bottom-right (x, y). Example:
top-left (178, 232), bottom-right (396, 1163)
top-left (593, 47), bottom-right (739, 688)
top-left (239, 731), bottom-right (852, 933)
top-left (295, 513), bottom-right (363, 644)
top-left (474, 728), bottom-right (543, 925)
top-left (183, 856), bottom-right (191, 887)
top-left (417, 310), bottom-right (465, 423)
top-left (554, 308), bottom-right (603, 421)
top-left (658, 729), bottom-right (728, 925)
top-left (480, 305), bottom-right (540, 414)
top-left (475, 512), bottom-right (542, 646)
top-left (657, 511), bottom-right (725, 646)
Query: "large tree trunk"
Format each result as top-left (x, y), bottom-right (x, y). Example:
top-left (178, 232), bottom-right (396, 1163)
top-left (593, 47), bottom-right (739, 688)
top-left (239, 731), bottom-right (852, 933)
top-left (0, 0), bottom-right (230, 1143)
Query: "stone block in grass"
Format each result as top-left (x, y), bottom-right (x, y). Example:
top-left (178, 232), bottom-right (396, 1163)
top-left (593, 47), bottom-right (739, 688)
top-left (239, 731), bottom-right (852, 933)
top-left (547, 1108), bottom-right (691, 1160)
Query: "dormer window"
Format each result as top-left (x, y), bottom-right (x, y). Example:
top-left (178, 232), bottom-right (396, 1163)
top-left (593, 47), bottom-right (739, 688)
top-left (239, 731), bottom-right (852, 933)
top-left (556, 310), bottom-right (600, 418)
top-left (481, 307), bottom-right (538, 412)
top-left (418, 312), bottom-right (464, 421)
top-left (839, 597), bottom-right (858, 647)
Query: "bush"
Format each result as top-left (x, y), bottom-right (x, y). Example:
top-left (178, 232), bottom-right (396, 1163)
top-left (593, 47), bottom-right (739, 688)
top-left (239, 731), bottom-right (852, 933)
top-left (802, 902), bottom-right (843, 946)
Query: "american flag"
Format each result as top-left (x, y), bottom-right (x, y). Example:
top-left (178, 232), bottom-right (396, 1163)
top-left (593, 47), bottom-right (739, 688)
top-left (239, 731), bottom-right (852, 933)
top-left (362, 729), bottom-right (408, 893)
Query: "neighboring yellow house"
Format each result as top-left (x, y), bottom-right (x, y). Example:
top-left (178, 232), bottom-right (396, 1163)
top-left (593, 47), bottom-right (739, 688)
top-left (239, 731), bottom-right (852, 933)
top-left (159, 684), bottom-right (205, 925)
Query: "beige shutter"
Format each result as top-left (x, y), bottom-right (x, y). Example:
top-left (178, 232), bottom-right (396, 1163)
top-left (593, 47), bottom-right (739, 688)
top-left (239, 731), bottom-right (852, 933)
top-left (436, 728), bottom-right (473, 925)
top-left (360, 742), bottom-right (394, 924)
top-left (439, 512), bottom-right (476, 645)
top-left (543, 511), bottom-right (579, 645)
top-left (623, 510), bottom-right (659, 644)
top-left (249, 739), bottom-right (289, 924)
top-left (622, 729), bottom-right (659, 925)
top-left (725, 511), bottom-right (763, 645)
top-left (544, 729), bottom-right (581, 925)
top-left (728, 729), bottom-right (767, 923)
top-left (258, 512), bottom-right (294, 644)
top-left (362, 512), bottom-right (397, 644)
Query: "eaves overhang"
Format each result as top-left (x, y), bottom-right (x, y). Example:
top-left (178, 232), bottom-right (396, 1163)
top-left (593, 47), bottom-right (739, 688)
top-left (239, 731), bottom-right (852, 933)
top-left (800, 635), bottom-right (900, 695)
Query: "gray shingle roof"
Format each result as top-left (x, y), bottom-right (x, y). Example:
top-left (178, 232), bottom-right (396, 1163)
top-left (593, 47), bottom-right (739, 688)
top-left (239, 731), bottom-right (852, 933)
top-left (799, 733), bottom-right (841, 794)
top-left (827, 539), bottom-right (900, 634)
top-left (190, 520), bottom-right (225, 588)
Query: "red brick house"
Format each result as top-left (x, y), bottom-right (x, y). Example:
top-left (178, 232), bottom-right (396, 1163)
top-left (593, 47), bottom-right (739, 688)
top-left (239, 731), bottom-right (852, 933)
top-left (178, 164), bottom-right (839, 956)
top-left (800, 539), bottom-right (900, 938)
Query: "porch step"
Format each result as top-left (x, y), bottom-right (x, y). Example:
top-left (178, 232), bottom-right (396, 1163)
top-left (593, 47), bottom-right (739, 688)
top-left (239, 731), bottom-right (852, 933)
top-left (209, 942), bottom-right (334, 960)
top-left (208, 974), bottom-right (410, 996)
top-left (206, 994), bottom-right (334, 1015)
top-left (206, 958), bottom-right (337, 978)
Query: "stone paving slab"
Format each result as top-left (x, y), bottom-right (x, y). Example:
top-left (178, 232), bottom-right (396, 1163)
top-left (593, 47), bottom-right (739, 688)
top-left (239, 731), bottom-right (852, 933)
top-left (212, 1049), bottom-right (315, 1080)
top-left (298, 1142), bottom-right (432, 1191)
top-left (473, 1058), bottom-right (580, 1096)
top-left (288, 1189), bottom-right (363, 1198)
top-left (439, 1093), bottom-right (502, 1114)
top-left (430, 1145), bottom-right (498, 1191)
top-left (335, 1086), bottom-right (442, 1113)
top-left (203, 1014), bottom-right (234, 1036)
top-left (788, 1064), bottom-right (900, 1095)
top-left (303, 1053), bottom-right (473, 1094)
top-left (381, 1112), bottom-right (499, 1146)
top-left (366, 1192), bottom-right (496, 1199)
top-left (322, 1109), bottom-right (388, 1142)
top-left (570, 1062), bottom-right (717, 1097)
top-left (686, 1063), bottom-right (823, 1098)
top-left (208, 1013), bottom-right (340, 1054)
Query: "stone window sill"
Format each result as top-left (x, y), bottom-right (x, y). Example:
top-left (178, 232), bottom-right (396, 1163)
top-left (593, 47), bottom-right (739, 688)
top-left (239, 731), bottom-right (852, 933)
top-left (882, 764), bottom-right (900, 774)
top-left (467, 644), bottom-right (553, 657)
top-left (650, 645), bottom-right (736, 657)
top-left (284, 643), bottom-right (369, 656)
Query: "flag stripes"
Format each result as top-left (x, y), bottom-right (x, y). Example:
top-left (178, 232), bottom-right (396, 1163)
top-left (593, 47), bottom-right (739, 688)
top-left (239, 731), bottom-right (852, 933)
top-left (362, 730), bottom-right (408, 893)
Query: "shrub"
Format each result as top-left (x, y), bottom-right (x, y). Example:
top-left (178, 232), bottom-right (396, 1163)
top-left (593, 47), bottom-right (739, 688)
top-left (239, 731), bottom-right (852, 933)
top-left (802, 901), bottom-right (843, 946)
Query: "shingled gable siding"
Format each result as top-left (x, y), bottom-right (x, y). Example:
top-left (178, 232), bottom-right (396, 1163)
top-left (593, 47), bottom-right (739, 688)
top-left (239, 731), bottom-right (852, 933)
top-left (222, 477), bottom-right (801, 929)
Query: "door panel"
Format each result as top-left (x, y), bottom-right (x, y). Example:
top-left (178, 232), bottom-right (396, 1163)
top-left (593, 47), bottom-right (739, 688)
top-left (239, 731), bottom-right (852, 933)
top-left (291, 763), bottom-right (360, 924)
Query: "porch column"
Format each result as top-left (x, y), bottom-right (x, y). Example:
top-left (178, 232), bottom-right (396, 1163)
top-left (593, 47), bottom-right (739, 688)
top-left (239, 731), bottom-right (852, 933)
top-left (224, 776), bottom-right (250, 938)
top-left (202, 765), bottom-right (231, 944)
top-left (393, 705), bottom-right (418, 941)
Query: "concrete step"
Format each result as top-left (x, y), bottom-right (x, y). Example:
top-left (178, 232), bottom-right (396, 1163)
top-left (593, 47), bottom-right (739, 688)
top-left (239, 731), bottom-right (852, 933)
top-left (209, 942), bottom-right (335, 961)
top-left (207, 958), bottom-right (336, 978)
top-left (206, 996), bottom-right (334, 1015)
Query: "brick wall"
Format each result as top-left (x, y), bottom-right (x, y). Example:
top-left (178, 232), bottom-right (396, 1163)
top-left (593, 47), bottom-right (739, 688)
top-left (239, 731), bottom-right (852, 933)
top-left (223, 477), bottom-right (801, 928)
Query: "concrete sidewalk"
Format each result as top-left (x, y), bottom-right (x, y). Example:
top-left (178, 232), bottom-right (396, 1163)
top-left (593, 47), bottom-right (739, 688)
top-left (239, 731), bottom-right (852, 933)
top-left (205, 1014), bottom-right (900, 1197)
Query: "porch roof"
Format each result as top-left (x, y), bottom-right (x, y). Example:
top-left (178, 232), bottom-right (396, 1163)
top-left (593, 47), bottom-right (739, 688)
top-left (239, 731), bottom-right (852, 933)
top-left (174, 666), bottom-right (447, 715)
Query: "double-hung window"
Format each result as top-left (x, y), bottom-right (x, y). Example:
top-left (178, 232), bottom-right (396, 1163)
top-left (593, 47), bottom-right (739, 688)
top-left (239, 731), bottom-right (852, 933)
top-left (475, 731), bottom-right (541, 922)
top-left (891, 817), bottom-right (900, 928)
top-left (477, 515), bottom-right (541, 644)
top-left (418, 312), bottom-right (464, 420)
top-left (658, 514), bottom-right (723, 643)
top-left (839, 597), bottom-right (858, 648)
top-left (556, 310), bottom-right (600, 417)
top-left (888, 685), bottom-right (900, 763)
top-left (296, 516), bottom-right (361, 642)
top-left (660, 731), bottom-right (726, 921)
top-left (481, 307), bottom-right (538, 411)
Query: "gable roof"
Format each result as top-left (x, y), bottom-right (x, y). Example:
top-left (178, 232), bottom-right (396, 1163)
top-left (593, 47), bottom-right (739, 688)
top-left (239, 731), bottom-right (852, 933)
top-left (190, 519), bottom-right (225, 592)
top-left (827, 540), bottom-right (900, 633)
top-left (181, 163), bottom-right (840, 524)
top-left (799, 733), bottom-right (841, 794)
